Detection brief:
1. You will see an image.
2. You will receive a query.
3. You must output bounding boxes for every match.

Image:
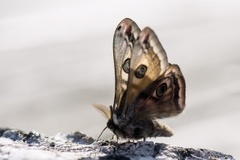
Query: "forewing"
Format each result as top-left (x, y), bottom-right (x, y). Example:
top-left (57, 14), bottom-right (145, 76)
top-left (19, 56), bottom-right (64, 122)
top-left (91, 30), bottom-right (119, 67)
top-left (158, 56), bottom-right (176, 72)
top-left (131, 64), bottom-right (186, 119)
top-left (113, 18), bottom-right (140, 110)
top-left (124, 27), bottom-right (169, 108)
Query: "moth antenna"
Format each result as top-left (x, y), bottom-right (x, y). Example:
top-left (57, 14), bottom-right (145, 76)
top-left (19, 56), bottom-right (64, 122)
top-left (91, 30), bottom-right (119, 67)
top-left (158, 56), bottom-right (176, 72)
top-left (97, 126), bottom-right (108, 141)
top-left (110, 134), bottom-right (115, 140)
top-left (109, 105), bottom-right (113, 119)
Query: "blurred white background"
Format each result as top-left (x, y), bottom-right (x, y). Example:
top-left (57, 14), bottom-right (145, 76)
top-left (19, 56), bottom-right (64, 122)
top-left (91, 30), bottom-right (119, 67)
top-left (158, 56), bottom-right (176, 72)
top-left (0, 0), bottom-right (240, 158)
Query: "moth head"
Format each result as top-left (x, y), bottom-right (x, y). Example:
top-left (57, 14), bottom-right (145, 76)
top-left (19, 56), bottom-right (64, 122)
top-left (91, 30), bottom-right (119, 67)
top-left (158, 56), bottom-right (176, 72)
top-left (93, 104), bottom-right (115, 140)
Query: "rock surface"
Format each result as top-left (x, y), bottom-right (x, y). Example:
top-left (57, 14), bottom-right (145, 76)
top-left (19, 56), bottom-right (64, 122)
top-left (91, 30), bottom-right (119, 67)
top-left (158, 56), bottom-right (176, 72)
top-left (0, 128), bottom-right (235, 160)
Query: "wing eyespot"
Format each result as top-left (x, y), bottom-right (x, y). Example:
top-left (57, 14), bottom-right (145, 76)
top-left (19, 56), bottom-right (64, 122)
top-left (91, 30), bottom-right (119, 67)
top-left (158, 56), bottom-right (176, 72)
top-left (123, 58), bottom-right (130, 74)
top-left (156, 83), bottom-right (167, 97)
top-left (135, 65), bottom-right (147, 78)
top-left (128, 33), bottom-right (135, 42)
top-left (117, 25), bottom-right (121, 31)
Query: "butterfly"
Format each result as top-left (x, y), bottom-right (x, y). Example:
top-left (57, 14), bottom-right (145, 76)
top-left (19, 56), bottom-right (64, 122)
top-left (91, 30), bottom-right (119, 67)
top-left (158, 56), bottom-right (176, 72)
top-left (93, 18), bottom-right (185, 140)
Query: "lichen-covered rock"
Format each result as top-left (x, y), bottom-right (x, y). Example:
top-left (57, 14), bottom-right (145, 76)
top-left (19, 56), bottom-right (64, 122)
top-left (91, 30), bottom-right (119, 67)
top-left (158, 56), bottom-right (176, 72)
top-left (0, 128), bottom-right (235, 160)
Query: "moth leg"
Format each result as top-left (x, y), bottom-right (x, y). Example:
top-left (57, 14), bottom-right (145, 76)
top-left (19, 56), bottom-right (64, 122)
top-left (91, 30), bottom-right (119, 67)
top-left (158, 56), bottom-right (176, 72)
top-left (143, 137), bottom-right (146, 141)
top-left (116, 136), bottom-right (119, 143)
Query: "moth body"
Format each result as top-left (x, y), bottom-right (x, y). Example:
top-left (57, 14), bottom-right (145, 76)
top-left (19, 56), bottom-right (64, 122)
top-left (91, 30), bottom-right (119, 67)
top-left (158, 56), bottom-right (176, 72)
top-left (107, 111), bottom-right (173, 139)
top-left (93, 18), bottom-right (186, 140)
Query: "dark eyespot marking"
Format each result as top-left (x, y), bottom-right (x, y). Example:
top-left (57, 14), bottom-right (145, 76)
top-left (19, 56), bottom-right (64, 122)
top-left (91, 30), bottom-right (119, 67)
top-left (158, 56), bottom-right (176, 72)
top-left (117, 25), bottom-right (121, 31)
top-left (123, 58), bottom-right (130, 74)
top-left (135, 65), bottom-right (147, 78)
top-left (156, 83), bottom-right (167, 97)
top-left (128, 33), bottom-right (135, 42)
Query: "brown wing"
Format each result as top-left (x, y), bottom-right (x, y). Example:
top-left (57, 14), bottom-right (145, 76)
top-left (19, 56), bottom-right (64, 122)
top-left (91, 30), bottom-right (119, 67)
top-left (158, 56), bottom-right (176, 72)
top-left (130, 64), bottom-right (186, 119)
top-left (123, 27), bottom-right (169, 111)
top-left (112, 18), bottom-right (140, 110)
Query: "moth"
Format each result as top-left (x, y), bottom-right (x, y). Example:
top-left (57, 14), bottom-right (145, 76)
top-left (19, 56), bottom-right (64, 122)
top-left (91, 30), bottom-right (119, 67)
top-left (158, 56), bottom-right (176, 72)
top-left (93, 18), bottom-right (185, 140)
